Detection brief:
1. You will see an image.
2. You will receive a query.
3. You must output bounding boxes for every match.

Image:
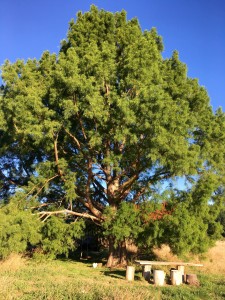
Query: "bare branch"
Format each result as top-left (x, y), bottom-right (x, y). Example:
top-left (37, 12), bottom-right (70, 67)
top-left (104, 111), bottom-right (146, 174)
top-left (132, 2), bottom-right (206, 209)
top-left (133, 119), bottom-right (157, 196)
top-left (37, 209), bottom-right (101, 222)
top-left (105, 82), bottom-right (110, 96)
top-left (40, 214), bottom-right (51, 222)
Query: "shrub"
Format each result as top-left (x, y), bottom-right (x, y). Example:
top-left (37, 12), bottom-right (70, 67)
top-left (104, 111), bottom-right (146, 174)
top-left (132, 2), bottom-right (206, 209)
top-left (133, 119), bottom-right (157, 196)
top-left (41, 216), bottom-right (85, 258)
top-left (0, 204), bottom-right (42, 259)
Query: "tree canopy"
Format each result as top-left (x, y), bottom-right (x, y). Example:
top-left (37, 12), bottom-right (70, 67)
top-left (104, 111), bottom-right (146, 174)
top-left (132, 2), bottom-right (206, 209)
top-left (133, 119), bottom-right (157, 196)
top-left (0, 5), bottom-right (225, 265)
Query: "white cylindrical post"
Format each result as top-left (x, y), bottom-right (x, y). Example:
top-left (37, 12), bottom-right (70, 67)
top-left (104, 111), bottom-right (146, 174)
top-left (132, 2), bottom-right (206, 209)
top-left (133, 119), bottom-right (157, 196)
top-left (153, 270), bottom-right (165, 286)
top-left (177, 265), bottom-right (185, 282)
top-left (143, 265), bottom-right (151, 281)
top-left (126, 266), bottom-right (135, 281)
top-left (170, 270), bottom-right (182, 285)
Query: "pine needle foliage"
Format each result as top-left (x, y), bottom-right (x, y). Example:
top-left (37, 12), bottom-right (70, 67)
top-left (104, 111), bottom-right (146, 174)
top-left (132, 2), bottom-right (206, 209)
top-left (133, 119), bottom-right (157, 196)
top-left (0, 201), bottom-right (42, 259)
top-left (0, 5), bottom-right (225, 263)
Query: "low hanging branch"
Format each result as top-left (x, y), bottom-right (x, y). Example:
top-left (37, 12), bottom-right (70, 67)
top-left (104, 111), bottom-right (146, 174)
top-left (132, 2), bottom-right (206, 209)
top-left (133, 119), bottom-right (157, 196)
top-left (37, 209), bottom-right (101, 222)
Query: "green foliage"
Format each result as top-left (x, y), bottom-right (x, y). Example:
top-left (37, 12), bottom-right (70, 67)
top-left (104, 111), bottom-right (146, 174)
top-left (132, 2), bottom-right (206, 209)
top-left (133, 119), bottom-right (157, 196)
top-left (138, 218), bottom-right (165, 249)
top-left (0, 203), bottom-right (42, 259)
top-left (162, 203), bottom-right (214, 254)
top-left (41, 216), bottom-right (85, 258)
top-left (0, 197), bottom-right (85, 259)
top-left (102, 202), bottom-right (143, 245)
top-left (217, 209), bottom-right (225, 237)
top-left (2, 6), bottom-right (220, 204)
top-left (140, 177), bottom-right (223, 255)
top-left (0, 6), bottom-right (225, 262)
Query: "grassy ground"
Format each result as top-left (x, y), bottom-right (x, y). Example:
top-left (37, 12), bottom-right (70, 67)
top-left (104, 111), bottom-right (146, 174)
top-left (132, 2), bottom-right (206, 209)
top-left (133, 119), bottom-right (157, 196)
top-left (152, 240), bottom-right (225, 275)
top-left (0, 254), bottom-right (224, 300)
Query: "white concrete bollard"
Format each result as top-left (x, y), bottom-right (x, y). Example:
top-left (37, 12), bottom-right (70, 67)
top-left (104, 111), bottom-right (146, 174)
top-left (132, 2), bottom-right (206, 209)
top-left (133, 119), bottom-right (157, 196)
top-left (143, 265), bottom-right (151, 281)
top-left (170, 270), bottom-right (182, 285)
top-left (177, 265), bottom-right (185, 282)
top-left (153, 270), bottom-right (165, 286)
top-left (126, 266), bottom-right (135, 281)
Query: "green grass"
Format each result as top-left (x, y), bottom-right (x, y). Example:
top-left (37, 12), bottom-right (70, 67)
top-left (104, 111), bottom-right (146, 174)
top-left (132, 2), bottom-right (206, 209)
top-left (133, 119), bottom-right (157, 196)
top-left (0, 257), bottom-right (224, 300)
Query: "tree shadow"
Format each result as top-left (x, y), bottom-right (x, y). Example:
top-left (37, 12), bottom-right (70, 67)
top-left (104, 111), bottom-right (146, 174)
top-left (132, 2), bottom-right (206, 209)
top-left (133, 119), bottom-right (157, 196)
top-left (103, 269), bottom-right (126, 279)
top-left (103, 268), bottom-right (144, 281)
top-left (60, 249), bottom-right (108, 266)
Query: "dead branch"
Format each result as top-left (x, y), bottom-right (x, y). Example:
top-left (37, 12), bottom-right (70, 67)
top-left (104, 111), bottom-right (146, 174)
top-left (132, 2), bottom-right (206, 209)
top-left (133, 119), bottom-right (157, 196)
top-left (41, 214), bottom-right (51, 222)
top-left (37, 209), bottom-right (101, 222)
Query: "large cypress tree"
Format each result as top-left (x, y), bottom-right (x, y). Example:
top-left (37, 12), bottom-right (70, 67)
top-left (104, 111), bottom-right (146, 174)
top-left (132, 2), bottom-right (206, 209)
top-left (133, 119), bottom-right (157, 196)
top-left (0, 6), bottom-right (225, 266)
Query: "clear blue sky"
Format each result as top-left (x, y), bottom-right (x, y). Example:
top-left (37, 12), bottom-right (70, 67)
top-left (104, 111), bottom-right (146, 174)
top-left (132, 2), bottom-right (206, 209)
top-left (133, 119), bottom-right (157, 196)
top-left (0, 0), bottom-right (224, 111)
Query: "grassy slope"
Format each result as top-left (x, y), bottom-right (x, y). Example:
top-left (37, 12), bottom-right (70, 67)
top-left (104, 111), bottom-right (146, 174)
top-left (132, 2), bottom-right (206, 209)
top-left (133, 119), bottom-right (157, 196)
top-left (0, 254), bottom-right (224, 300)
top-left (152, 241), bottom-right (225, 276)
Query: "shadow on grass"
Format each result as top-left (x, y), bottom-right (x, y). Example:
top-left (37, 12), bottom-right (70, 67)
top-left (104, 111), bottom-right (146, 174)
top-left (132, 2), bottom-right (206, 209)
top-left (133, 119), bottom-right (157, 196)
top-left (103, 268), bottom-right (144, 281)
top-left (58, 250), bottom-right (108, 266)
top-left (103, 269), bottom-right (126, 279)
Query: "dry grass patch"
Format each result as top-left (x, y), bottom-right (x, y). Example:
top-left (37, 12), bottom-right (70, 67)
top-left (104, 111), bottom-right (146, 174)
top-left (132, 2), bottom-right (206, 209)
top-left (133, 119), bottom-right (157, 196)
top-left (0, 253), bottom-right (27, 272)
top-left (201, 240), bottom-right (225, 275)
top-left (152, 240), bottom-right (225, 276)
top-left (152, 244), bottom-right (182, 262)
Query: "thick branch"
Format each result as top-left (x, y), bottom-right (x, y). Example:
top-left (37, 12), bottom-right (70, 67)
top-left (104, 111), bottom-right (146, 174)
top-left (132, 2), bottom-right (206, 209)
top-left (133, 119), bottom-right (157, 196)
top-left (119, 174), bottom-right (138, 192)
top-left (53, 133), bottom-right (64, 177)
top-left (75, 188), bottom-right (103, 219)
top-left (86, 157), bottom-right (93, 202)
top-left (77, 114), bottom-right (87, 140)
top-left (93, 179), bottom-right (107, 199)
top-left (131, 186), bottom-right (148, 203)
top-left (149, 169), bottom-right (171, 184)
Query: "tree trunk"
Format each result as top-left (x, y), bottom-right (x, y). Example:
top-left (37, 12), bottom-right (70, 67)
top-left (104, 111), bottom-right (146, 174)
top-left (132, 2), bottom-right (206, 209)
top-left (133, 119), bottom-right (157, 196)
top-left (106, 237), bottom-right (128, 268)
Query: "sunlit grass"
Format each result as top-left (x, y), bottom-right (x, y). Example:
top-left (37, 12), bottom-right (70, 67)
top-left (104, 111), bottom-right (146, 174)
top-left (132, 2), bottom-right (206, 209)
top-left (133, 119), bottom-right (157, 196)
top-left (0, 255), bottom-right (224, 299)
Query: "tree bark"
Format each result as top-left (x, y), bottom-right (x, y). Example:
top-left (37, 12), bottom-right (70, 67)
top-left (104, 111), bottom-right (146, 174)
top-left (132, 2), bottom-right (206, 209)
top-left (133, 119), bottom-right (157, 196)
top-left (106, 237), bottom-right (128, 268)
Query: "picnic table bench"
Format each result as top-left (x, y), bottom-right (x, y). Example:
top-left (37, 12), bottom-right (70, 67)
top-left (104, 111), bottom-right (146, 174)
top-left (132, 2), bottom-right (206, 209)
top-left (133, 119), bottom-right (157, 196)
top-left (135, 260), bottom-right (203, 284)
top-left (135, 260), bottom-right (203, 273)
